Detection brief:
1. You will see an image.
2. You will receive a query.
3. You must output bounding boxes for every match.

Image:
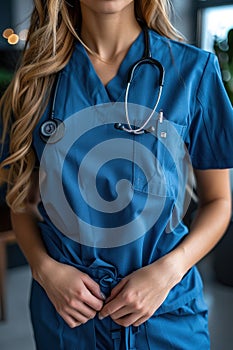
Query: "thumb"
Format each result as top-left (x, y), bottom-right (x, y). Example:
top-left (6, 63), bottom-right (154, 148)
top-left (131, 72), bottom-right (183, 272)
top-left (106, 278), bottom-right (128, 303)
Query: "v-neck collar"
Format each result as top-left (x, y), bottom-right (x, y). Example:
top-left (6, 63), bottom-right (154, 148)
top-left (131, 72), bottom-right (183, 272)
top-left (74, 30), bottom-right (144, 104)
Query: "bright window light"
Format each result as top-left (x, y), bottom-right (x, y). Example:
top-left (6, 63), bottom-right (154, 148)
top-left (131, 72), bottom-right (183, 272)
top-left (201, 5), bottom-right (233, 52)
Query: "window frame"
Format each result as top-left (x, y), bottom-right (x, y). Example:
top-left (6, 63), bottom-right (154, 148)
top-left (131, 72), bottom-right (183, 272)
top-left (195, 0), bottom-right (233, 47)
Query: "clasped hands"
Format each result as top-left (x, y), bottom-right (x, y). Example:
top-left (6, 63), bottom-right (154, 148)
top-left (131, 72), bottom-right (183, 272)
top-left (98, 257), bottom-right (180, 327)
top-left (39, 254), bottom-right (182, 329)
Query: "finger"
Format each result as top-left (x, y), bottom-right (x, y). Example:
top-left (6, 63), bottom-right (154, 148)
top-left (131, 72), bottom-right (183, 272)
top-left (106, 279), bottom-right (128, 303)
top-left (69, 301), bottom-right (97, 319)
top-left (59, 311), bottom-right (82, 329)
top-left (109, 305), bottom-right (133, 320)
top-left (113, 312), bottom-right (142, 328)
top-left (133, 315), bottom-right (150, 327)
top-left (99, 295), bottom-right (126, 319)
top-left (82, 288), bottom-right (104, 312)
top-left (83, 275), bottom-right (106, 301)
top-left (68, 307), bottom-right (95, 324)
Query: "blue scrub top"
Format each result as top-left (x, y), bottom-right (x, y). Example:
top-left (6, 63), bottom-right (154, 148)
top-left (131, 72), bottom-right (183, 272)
top-left (3, 29), bottom-right (233, 316)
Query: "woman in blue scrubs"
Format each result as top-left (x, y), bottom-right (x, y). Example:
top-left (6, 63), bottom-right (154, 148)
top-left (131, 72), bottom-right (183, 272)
top-left (1, 0), bottom-right (233, 349)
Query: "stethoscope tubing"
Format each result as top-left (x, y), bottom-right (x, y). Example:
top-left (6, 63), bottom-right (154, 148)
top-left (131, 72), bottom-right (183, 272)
top-left (124, 83), bottom-right (163, 135)
top-left (40, 25), bottom-right (165, 141)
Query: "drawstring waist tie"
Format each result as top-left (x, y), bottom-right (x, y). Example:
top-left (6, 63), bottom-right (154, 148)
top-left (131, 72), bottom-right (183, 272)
top-left (69, 260), bottom-right (147, 350)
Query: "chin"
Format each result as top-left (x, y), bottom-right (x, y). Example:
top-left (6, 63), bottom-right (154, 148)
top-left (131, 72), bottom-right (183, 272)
top-left (80, 0), bottom-right (134, 15)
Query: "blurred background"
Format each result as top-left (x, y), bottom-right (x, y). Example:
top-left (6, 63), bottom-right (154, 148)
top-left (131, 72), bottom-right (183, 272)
top-left (0, 0), bottom-right (233, 349)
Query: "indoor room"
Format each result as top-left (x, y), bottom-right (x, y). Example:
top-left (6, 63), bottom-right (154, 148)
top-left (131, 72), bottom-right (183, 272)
top-left (0, 1), bottom-right (233, 349)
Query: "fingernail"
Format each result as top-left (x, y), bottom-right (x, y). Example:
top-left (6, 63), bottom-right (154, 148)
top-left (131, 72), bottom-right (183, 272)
top-left (100, 292), bottom-right (106, 300)
top-left (98, 314), bottom-right (104, 320)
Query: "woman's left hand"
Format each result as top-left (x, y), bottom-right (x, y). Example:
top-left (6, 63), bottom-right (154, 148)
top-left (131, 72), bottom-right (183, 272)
top-left (98, 254), bottom-right (183, 327)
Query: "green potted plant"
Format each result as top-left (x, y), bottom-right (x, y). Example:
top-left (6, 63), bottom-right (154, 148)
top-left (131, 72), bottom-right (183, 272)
top-left (214, 28), bottom-right (233, 105)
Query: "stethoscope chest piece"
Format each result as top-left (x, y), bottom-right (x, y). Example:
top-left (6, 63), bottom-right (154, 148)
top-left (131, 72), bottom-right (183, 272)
top-left (40, 25), bottom-right (165, 142)
top-left (40, 118), bottom-right (65, 144)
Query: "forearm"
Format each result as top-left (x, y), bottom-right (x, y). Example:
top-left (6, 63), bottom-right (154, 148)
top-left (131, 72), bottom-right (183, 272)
top-left (11, 210), bottom-right (105, 327)
top-left (164, 197), bottom-right (231, 282)
top-left (11, 210), bottom-right (54, 283)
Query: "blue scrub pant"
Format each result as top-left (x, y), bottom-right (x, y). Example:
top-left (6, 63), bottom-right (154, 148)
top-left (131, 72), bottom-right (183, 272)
top-left (30, 279), bottom-right (210, 350)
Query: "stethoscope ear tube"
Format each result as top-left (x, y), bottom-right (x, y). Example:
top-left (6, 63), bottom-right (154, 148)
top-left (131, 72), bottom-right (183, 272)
top-left (127, 57), bottom-right (165, 86)
top-left (40, 26), bottom-right (165, 141)
top-left (121, 25), bottom-right (165, 135)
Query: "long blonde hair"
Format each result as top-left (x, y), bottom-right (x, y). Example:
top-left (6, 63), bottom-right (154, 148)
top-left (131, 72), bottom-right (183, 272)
top-left (0, 0), bottom-right (182, 212)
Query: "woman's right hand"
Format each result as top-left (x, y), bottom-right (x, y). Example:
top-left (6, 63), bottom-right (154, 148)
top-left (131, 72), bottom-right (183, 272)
top-left (34, 258), bottom-right (105, 328)
top-left (10, 200), bottom-right (105, 329)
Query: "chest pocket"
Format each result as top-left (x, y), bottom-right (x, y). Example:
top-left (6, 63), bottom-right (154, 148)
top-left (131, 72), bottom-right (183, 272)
top-left (132, 119), bottom-right (187, 198)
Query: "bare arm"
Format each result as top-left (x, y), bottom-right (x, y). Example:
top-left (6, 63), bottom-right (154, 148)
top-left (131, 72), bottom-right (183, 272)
top-left (99, 169), bottom-right (232, 326)
top-left (11, 210), bottom-right (53, 283)
top-left (172, 169), bottom-right (231, 273)
top-left (11, 170), bottom-right (51, 282)
top-left (11, 171), bottom-right (104, 328)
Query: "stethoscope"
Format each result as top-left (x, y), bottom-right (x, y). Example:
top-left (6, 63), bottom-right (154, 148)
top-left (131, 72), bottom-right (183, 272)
top-left (40, 25), bottom-right (165, 143)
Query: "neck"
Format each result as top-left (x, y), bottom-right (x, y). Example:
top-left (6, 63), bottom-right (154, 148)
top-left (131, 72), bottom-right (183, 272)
top-left (80, 3), bottom-right (141, 61)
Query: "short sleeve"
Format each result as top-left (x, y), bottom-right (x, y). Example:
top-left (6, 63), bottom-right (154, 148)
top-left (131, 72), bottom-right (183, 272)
top-left (186, 53), bottom-right (233, 170)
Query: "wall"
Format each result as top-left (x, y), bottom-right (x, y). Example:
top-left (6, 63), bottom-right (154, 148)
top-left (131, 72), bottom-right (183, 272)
top-left (0, 0), bottom-right (33, 49)
top-left (12, 0), bottom-right (33, 48)
top-left (172, 0), bottom-right (197, 44)
top-left (0, 1), bottom-right (13, 49)
top-left (0, 1), bottom-right (197, 48)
